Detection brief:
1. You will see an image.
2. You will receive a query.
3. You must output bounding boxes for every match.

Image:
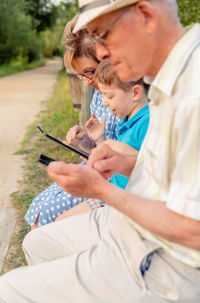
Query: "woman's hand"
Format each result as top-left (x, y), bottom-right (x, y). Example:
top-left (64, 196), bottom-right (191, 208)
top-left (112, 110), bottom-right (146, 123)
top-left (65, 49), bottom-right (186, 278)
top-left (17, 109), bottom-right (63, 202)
top-left (66, 125), bottom-right (86, 145)
top-left (66, 125), bottom-right (94, 152)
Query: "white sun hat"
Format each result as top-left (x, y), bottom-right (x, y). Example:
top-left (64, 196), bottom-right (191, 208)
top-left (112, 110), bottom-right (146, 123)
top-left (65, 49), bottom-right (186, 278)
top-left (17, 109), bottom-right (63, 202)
top-left (73, 0), bottom-right (139, 32)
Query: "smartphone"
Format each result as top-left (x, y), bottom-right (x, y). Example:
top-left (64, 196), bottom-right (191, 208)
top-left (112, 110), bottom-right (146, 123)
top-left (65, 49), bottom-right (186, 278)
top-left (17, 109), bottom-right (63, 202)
top-left (37, 125), bottom-right (89, 159)
top-left (38, 154), bottom-right (55, 166)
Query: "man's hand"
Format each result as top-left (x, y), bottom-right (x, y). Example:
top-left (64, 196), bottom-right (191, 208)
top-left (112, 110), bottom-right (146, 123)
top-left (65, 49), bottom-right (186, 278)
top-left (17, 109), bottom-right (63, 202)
top-left (88, 143), bottom-right (137, 179)
top-left (47, 161), bottom-right (110, 199)
top-left (85, 114), bottom-right (106, 144)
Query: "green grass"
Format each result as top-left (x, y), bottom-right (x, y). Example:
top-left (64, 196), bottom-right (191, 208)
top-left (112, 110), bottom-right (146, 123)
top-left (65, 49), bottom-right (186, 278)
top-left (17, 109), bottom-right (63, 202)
top-left (2, 69), bottom-right (80, 274)
top-left (0, 59), bottom-right (46, 77)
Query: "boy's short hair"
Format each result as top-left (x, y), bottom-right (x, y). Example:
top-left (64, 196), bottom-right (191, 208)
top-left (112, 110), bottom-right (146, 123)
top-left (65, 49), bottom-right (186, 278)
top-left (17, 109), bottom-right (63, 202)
top-left (63, 15), bottom-right (99, 72)
top-left (94, 59), bottom-right (149, 95)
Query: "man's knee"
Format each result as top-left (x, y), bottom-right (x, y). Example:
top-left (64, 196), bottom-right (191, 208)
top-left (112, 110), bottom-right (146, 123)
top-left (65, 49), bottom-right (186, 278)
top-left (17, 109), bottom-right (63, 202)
top-left (0, 276), bottom-right (10, 303)
top-left (0, 270), bottom-right (19, 302)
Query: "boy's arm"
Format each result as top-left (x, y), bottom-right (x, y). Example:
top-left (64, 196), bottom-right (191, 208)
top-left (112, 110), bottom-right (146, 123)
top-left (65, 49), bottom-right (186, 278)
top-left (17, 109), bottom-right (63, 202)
top-left (105, 140), bottom-right (138, 156)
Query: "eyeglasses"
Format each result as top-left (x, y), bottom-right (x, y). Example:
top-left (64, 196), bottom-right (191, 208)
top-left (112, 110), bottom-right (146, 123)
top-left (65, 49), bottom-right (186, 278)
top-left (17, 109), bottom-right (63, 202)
top-left (92, 6), bottom-right (132, 46)
top-left (75, 70), bottom-right (95, 80)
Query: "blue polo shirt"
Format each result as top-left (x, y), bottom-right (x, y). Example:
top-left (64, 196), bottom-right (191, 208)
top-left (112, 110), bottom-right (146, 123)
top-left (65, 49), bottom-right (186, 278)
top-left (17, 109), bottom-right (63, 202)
top-left (111, 104), bottom-right (149, 189)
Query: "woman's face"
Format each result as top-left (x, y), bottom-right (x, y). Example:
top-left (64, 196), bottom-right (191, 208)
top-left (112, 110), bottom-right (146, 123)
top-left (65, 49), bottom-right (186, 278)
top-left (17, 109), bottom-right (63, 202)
top-left (73, 56), bottom-right (99, 90)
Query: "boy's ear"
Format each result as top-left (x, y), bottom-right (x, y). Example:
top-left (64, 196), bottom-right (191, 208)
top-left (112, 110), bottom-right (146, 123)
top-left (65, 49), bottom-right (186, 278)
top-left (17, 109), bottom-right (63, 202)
top-left (132, 85), bottom-right (143, 101)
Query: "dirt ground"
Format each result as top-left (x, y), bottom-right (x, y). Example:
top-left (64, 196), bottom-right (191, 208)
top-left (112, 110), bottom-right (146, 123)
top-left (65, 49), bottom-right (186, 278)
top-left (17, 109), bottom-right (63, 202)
top-left (0, 58), bottom-right (62, 272)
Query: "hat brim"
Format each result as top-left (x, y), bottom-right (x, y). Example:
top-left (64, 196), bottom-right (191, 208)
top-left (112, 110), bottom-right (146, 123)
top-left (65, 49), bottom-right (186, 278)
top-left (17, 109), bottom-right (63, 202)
top-left (73, 0), bottom-right (138, 33)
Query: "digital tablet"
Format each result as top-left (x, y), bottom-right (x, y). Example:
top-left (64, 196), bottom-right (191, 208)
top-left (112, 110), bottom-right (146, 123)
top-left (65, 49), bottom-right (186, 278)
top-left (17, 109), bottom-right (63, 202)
top-left (37, 125), bottom-right (89, 159)
top-left (38, 154), bottom-right (55, 166)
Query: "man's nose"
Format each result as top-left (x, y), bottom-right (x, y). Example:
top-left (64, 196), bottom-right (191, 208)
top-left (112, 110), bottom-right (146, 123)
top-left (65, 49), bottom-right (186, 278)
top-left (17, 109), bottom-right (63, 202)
top-left (96, 43), bottom-right (110, 61)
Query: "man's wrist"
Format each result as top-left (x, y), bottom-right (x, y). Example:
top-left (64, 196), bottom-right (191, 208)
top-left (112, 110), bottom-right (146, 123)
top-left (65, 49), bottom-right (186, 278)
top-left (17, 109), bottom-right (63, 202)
top-left (95, 179), bottom-right (114, 201)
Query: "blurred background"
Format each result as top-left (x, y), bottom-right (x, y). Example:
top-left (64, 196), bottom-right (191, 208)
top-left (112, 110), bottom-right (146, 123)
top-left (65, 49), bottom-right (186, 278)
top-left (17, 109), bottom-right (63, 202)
top-left (0, 0), bottom-right (78, 76)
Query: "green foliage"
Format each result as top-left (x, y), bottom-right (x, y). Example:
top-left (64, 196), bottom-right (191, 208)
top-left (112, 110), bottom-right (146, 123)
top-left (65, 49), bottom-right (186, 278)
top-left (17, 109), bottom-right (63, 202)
top-left (26, 31), bottom-right (45, 62)
top-left (41, 1), bottom-right (78, 58)
top-left (0, 0), bottom-right (44, 64)
top-left (0, 0), bottom-right (78, 66)
top-left (62, 0), bottom-right (79, 21)
top-left (0, 0), bottom-right (27, 63)
top-left (177, 0), bottom-right (200, 26)
top-left (42, 27), bottom-right (62, 57)
top-left (25, 0), bottom-right (59, 32)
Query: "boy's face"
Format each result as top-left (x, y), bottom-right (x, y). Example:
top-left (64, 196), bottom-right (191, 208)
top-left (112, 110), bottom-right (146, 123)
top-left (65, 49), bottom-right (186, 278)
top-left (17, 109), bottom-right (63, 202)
top-left (99, 83), bottom-right (135, 119)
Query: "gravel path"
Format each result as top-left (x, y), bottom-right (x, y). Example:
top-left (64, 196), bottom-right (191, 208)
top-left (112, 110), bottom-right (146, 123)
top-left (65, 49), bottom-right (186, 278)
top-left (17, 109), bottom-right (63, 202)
top-left (0, 58), bottom-right (62, 272)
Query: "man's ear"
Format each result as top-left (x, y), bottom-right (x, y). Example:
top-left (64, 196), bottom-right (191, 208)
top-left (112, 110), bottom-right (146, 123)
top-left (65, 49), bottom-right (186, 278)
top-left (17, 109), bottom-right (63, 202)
top-left (132, 85), bottom-right (142, 101)
top-left (134, 0), bottom-right (157, 35)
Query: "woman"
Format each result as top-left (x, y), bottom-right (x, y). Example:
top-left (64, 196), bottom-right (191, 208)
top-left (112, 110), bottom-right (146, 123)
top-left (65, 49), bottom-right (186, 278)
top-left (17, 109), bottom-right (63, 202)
top-left (24, 16), bottom-right (120, 228)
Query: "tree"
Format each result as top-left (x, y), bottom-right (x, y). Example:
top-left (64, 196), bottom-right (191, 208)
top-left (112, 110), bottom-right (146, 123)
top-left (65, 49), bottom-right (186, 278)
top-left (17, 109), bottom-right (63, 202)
top-left (0, 0), bottom-right (43, 64)
top-left (25, 0), bottom-right (59, 32)
top-left (61, 0), bottom-right (78, 21)
top-left (41, 0), bottom-right (78, 58)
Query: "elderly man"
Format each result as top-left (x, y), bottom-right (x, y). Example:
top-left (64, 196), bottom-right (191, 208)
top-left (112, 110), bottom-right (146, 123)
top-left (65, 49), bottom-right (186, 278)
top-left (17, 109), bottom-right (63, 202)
top-left (0, 0), bottom-right (200, 302)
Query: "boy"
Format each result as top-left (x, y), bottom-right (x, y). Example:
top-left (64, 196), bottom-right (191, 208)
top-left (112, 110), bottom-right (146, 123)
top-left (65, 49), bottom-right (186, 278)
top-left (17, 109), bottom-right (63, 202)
top-left (86, 59), bottom-right (149, 189)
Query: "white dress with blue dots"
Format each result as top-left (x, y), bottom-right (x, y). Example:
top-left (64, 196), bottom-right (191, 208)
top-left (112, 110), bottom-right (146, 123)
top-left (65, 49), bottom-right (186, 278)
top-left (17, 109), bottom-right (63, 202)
top-left (24, 90), bottom-right (120, 227)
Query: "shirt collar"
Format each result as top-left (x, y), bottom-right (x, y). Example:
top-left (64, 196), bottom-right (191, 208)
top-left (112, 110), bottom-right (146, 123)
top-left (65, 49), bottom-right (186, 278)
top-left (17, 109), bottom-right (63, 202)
top-left (118, 105), bottom-right (149, 130)
top-left (149, 24), bottom-right (200, 104)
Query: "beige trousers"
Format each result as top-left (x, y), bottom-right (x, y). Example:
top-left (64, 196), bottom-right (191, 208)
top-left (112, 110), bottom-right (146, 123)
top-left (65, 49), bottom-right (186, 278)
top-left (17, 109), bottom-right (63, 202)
top-left (0, 207), bottom-right (200, 303)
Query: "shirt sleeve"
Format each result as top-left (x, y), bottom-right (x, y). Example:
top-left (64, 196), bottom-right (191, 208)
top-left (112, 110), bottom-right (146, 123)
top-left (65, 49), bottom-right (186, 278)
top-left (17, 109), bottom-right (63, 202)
top-left (166, 99), bottom-right (200, 220)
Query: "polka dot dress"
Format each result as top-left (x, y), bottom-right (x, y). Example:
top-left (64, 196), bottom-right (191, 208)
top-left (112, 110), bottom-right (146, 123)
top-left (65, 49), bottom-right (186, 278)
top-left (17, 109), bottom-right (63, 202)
top-left (24, 91), bottom-right (120, 227)
top-left (25, 181), bottom-right (89, 227)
